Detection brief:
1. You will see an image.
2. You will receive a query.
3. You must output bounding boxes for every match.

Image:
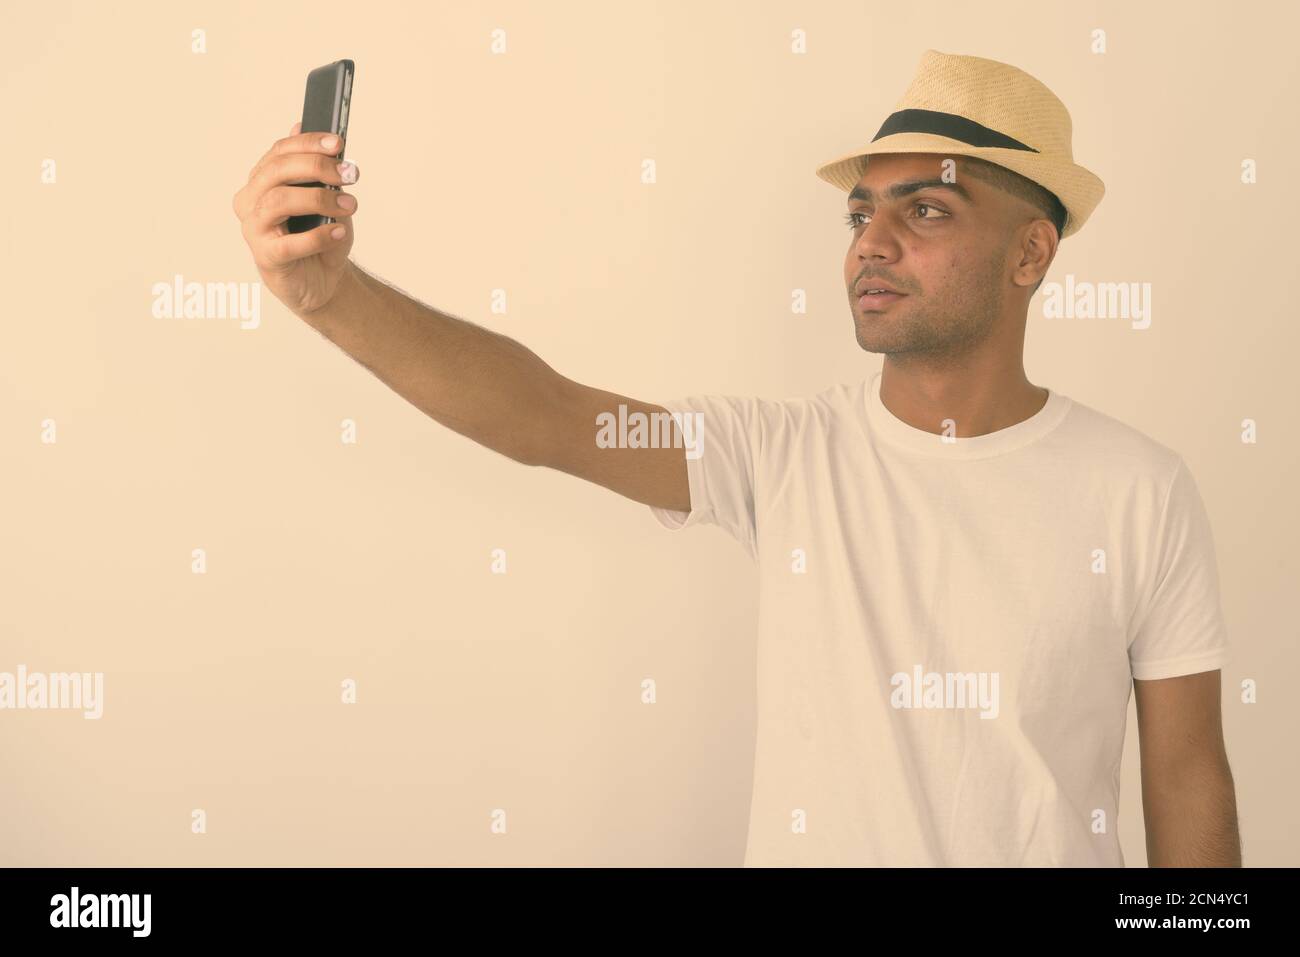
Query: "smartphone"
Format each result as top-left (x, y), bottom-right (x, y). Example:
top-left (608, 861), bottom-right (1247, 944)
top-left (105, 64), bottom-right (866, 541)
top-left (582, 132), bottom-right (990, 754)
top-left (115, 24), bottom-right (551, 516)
top-left (286, 59), bottom-right (354, 234)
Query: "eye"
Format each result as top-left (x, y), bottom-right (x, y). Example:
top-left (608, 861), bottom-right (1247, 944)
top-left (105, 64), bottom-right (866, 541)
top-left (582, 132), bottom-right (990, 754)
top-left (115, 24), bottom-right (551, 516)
top-left (844, 202), bottom-right (950, 229)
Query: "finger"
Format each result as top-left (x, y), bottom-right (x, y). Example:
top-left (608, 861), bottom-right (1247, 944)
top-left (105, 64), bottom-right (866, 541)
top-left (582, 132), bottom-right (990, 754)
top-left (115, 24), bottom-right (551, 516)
top-left (248, 184), bottom-right (357, 235)
top-left (236, 154), bottom-right (359, 221)
top-left (290, 120), bottom-right (301, 135)
top-left (250, 129), bottom-right (341, 181)
top-left (248, 130), bottom-right (345, 183)
top-left (261, 219), bottom-right (351, 269)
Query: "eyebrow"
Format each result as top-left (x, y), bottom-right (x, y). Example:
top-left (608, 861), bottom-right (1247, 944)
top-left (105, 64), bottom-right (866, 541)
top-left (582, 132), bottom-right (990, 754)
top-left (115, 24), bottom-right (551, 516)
top-left (847, 179), bottom-right (972, 206)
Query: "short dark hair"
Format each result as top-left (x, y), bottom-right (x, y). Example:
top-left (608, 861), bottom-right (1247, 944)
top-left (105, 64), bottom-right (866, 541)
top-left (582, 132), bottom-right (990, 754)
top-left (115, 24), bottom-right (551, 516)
top-left (958, 156), bottom-right (1066, 293)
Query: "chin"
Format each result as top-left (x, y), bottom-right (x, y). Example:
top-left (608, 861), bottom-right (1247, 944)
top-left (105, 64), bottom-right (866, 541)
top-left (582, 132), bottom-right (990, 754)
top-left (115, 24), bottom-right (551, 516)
top-left (852, 329), bottom-right (891, 354)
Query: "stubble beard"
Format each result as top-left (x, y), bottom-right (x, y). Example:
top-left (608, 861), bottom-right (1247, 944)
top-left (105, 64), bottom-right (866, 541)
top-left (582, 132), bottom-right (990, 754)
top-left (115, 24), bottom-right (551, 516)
top-left (852, 259), bottom-right (1005, 366)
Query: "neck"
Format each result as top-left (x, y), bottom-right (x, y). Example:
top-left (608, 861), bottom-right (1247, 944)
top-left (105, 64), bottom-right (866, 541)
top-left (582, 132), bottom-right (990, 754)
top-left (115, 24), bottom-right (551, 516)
top-left (878, 357), bottom-right (1048, 438)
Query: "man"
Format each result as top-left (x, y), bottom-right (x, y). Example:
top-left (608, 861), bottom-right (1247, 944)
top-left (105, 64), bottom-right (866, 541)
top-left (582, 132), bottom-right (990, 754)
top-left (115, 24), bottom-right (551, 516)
top-left (232, 50), bottom-right (1239, 867)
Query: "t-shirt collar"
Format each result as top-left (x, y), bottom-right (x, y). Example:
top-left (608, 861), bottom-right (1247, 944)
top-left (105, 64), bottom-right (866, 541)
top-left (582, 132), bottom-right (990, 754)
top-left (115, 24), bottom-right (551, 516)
top-left (862, 370), bottom-right (1072, 459)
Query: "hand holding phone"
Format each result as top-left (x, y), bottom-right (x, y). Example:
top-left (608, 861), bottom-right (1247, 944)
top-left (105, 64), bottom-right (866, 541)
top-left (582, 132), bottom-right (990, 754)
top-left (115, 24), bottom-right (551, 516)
top-left (230, 59), bottom-right (360, 318)
top-left (287, 59), bottom-right (354, 234)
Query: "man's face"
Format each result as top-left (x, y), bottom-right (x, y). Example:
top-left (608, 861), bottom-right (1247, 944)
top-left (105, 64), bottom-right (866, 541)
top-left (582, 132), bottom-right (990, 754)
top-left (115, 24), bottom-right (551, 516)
top-left (843, 153), bottom-right (1018, 359)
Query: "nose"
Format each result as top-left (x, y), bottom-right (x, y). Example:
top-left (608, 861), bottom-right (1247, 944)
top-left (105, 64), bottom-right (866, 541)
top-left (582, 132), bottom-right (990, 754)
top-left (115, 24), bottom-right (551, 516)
top-left (852, 208), bottom-right (903, 263)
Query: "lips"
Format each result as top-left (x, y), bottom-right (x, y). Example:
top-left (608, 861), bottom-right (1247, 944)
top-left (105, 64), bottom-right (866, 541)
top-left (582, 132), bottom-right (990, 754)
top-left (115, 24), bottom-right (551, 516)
top-left (857, 290), bottom-right (905, 310)
top-left (854, 279), bottom-right (907, 310)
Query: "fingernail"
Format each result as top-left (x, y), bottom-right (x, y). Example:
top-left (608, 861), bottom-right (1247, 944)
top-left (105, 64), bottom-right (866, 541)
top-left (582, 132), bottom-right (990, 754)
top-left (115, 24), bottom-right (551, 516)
top-left (337, 193), bottom-right (356, 210)
top-left (321, 134), bottom-right (339, 151)
top-left (331, 226), bottom-right (346, 239)
top-left (337, 161), bottom-right (358, 184)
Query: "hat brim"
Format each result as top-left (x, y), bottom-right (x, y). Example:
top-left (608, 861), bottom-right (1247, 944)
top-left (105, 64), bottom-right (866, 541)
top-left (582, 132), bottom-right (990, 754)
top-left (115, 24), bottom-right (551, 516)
top-left (815, 133), bottom-right (1105, 239)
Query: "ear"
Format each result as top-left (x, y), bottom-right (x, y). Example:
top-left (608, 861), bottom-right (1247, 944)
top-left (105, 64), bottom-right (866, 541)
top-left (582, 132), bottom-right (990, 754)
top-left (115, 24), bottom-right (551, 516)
top-left (1011, 218), bottom-right (1059, 290)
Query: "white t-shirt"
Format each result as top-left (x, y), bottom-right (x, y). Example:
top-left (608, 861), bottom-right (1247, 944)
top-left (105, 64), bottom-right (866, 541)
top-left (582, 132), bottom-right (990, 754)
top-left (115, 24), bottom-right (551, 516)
top-left (649, 370), bottom-right (1230, 866)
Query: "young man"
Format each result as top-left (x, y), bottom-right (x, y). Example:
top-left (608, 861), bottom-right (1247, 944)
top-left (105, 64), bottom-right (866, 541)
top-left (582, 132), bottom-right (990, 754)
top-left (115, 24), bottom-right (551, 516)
top-left (232, 50), bottom-right (1239, 867)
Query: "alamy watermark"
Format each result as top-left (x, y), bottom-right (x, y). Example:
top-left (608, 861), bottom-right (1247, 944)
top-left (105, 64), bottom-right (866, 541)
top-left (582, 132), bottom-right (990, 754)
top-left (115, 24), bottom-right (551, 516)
top-left (152, 273), bottom-right (261, 330)
top-left (50, 887), bottom-right (150, 937)
top-left (1040, 273), bottom-right (1152, 330)
top-left (0, 665), bottom-right (103, 719)
top-left (890, 664), bottom-right (1000, 719)
top-left (595, 404), bottom-right (705, 460)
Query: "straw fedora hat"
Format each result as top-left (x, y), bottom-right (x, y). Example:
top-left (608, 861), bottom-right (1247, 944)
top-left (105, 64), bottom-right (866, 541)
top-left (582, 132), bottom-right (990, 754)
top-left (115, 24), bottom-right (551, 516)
top-left (815, 50), bottom-right (1105, 238)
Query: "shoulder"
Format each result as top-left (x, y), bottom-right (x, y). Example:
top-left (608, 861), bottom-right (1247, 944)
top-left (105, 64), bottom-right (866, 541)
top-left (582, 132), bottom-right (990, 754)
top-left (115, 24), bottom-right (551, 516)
top-left (1049, 395), bottom-right (1217, 544)
top-left (661, 381), bottom-right (864, 440)
top-left (766, 379), bottom-right (866, 429)
top-left (1053, 393), bottom-right (1185, 488)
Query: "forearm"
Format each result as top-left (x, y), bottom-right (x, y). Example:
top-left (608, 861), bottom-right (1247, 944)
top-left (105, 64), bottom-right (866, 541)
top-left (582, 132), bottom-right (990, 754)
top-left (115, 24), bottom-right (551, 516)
top-left (1142, 758), bottom-right (1242, 866)
top-left (297, 260), bottom-right (561, 465)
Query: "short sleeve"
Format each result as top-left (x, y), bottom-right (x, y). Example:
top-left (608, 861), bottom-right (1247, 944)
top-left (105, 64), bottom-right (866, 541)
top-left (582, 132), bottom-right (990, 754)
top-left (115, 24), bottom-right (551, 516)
top-left (647, 394), bottom-right (767, 560)
top-left (1127, 458), bottom-right (1230, 680)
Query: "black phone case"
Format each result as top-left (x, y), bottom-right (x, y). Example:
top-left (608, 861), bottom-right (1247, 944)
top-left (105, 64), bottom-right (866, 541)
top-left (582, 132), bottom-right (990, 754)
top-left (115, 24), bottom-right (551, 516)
top-left (286, 59), bottom-right (354, 235)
